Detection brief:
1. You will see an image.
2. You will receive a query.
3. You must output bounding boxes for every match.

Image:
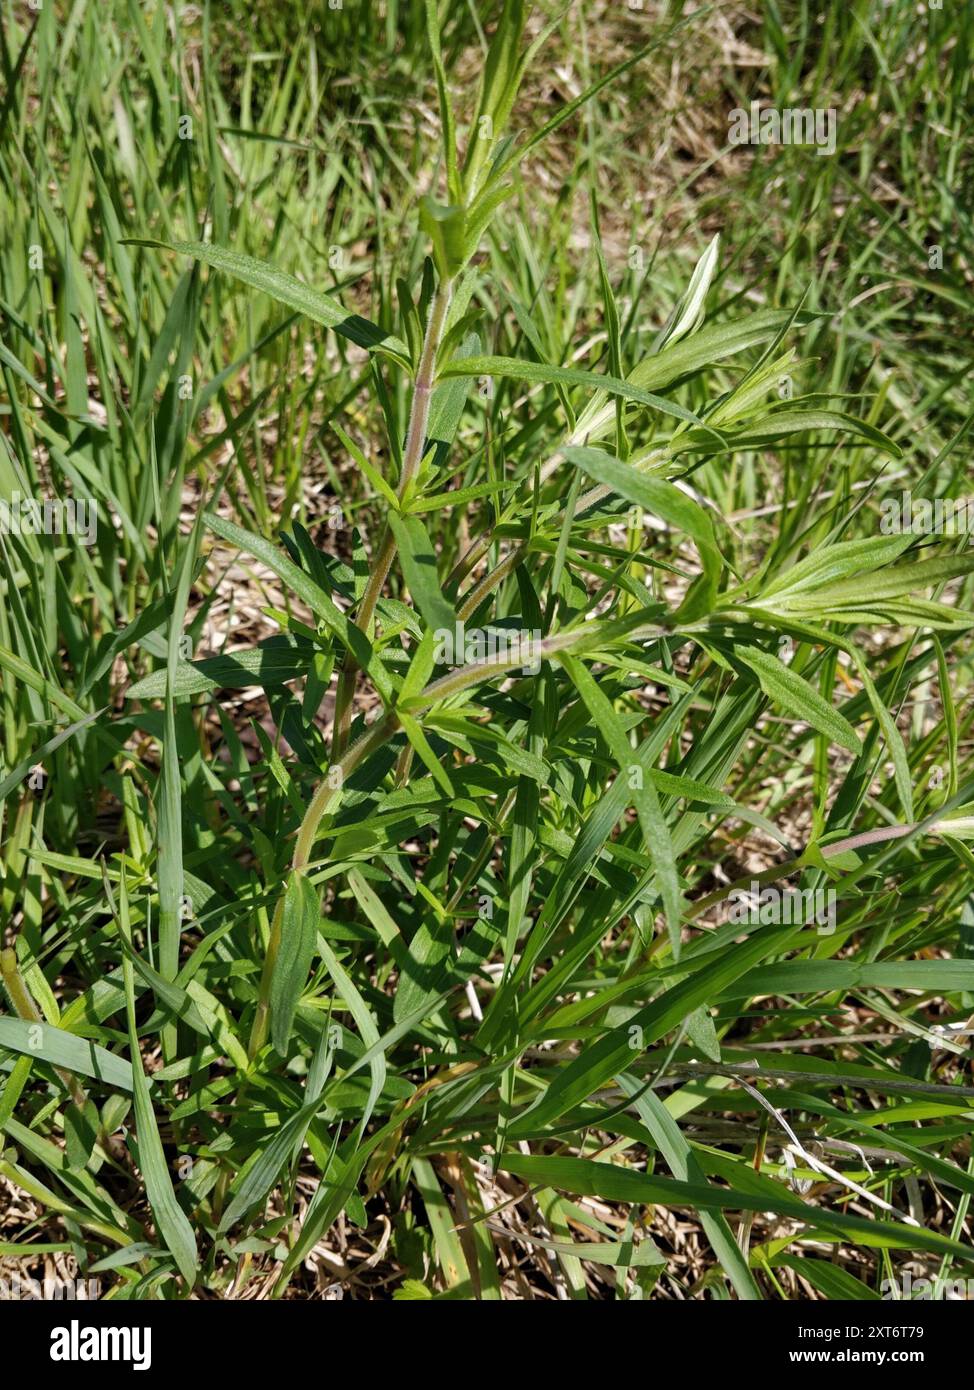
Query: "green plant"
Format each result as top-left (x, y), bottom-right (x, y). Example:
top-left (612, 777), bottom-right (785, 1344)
top-left (2, 0), bottom-right (973, 1303)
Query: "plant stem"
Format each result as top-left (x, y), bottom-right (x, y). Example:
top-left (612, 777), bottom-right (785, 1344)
top-left (685, 822), bottom-right (918, 923)
top-left (331, 278), bottom-right (454, 761)
top-left (248, 711), bottom-right (399, 1059)
top-left (457, 547), bottom-right (522, 621)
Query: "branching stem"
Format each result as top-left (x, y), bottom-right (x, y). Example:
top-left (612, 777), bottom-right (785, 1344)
top-left (331, 278), bottom-right (454, 761)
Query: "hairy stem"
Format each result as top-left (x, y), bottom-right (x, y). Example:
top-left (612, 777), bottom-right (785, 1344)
top-left (331, 278), bottom-right (454, 761)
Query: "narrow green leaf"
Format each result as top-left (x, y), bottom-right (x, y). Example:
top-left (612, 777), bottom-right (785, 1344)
top-left (617, 1075), bottom-right (760, 1299)
top-left (440, 355), bottom-right (705, 429)
top-left (734, 646), bottom-right (861, 754)
top-left (126, 239), bottom-right (409, 360)
top-left (118, 877), bottom-right (198, 1287)
top-left (511, 923), bottom-right (800, 1135)
top-left (388, 511), bottom-right (455, 633)
top-left (498, 1155), bottom-right (972, 1262)
top-left (269, 875), bottom-right (319, 1056)
top-left (0, 1017), bottom-right (132, 1092)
